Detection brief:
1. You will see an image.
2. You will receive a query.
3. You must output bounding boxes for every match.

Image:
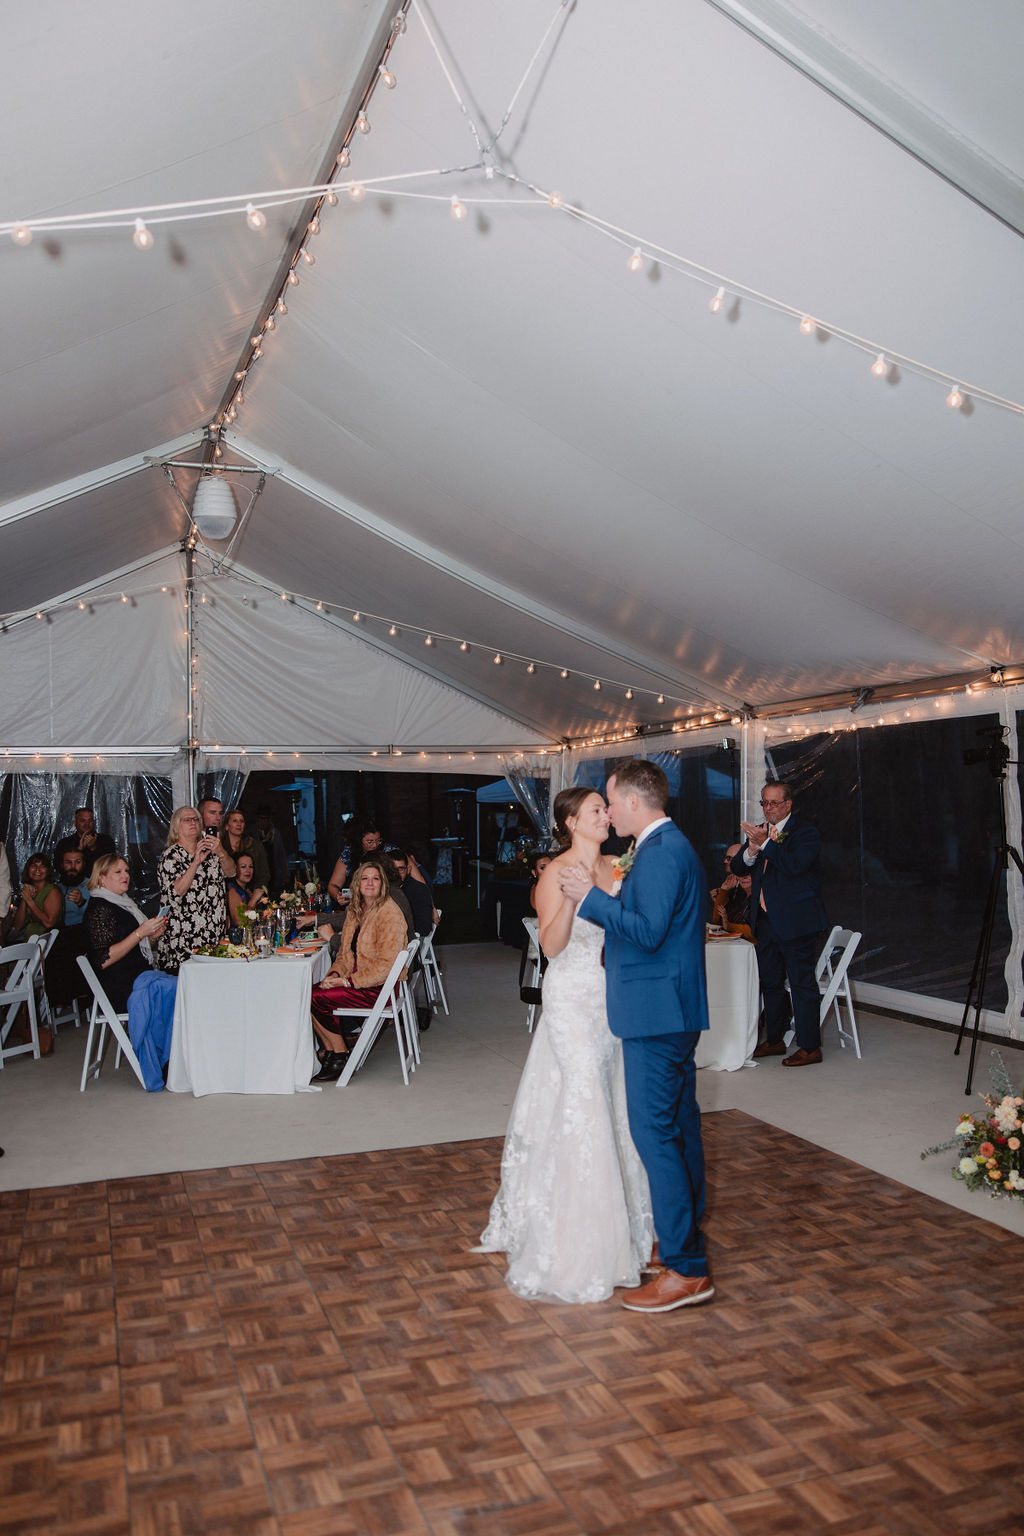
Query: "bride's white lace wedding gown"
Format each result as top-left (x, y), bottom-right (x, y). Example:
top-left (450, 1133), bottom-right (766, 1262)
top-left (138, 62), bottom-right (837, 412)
top-left (477, 907), bottom-right (653, 1303)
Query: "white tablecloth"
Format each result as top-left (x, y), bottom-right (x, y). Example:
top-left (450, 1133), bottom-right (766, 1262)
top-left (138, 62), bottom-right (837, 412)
top-left (167, 944), bottom-right (331, 1097)
top-left (696, 937), bottom-right (759, 1072)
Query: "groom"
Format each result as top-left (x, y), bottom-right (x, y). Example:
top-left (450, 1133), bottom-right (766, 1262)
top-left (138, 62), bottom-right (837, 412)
top-left (560, 759), bottom-right (713, 1312)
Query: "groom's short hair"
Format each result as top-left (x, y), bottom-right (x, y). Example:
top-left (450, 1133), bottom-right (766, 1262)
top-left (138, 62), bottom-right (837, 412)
top-left (610, 759), bottom-right (669, 809)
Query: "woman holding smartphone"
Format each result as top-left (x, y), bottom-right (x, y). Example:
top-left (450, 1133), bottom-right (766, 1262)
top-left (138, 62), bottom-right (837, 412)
top-left (156, 807), bottom-right (228, 973)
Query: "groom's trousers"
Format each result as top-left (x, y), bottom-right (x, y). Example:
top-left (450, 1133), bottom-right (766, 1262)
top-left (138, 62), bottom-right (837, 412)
top-left (621, 1031), bottom-right (707, 1277)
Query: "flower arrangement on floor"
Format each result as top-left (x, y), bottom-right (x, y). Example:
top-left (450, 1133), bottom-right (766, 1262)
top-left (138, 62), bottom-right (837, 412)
top-left (922, 1050), bottom-right (1024, 1199)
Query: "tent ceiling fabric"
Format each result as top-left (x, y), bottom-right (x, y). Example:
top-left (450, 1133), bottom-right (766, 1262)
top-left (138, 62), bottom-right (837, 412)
top-left (3, 0), bottom-right (1023, 756)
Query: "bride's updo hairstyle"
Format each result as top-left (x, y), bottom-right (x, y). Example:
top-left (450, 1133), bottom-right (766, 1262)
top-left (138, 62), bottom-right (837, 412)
top-left (552, 787), bottom-right (598, 850)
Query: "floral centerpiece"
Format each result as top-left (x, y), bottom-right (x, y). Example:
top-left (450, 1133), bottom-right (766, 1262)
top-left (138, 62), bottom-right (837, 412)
top-left (922, 1050), bottom-right (1024, 1199)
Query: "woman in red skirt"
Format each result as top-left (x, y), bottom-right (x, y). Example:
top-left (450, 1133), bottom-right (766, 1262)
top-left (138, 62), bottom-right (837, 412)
top-left (310, 860), bottom-right (408, 1082)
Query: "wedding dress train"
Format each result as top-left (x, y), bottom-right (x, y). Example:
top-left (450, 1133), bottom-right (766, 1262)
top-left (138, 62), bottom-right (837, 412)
top-left (477, 909), bottom-right (652, 1303)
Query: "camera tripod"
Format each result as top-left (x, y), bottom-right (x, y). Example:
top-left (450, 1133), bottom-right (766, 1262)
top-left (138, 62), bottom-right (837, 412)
top-left (954, 768), bottom-right (1024, 1094)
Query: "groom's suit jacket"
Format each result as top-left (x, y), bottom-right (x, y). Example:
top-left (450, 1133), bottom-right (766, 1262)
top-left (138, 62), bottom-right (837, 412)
top-left (579, 821), bottom-right (708, 1039)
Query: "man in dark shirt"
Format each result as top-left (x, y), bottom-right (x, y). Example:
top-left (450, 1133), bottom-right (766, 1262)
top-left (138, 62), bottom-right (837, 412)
top-left (54, 807), bottom-right (115, 878)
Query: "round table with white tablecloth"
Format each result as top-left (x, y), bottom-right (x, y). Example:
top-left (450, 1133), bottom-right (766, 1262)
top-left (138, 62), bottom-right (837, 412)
top-left (696, 935), bottom-right (759, 1072)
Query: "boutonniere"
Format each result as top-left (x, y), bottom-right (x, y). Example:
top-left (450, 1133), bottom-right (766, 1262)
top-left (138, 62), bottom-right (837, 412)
top-left (770, 828), bottom-right (788, 844)
top-left (612, 841), bottom-right (637, 880)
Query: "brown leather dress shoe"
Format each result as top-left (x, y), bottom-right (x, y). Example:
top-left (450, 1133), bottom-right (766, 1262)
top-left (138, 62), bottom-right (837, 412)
top-left (621, 1269), bottom-right (714, 1313)
top-left (782, 1047), bottom-right (822, 1067)
top-left (751, 1040), bottom-right (786, 1059)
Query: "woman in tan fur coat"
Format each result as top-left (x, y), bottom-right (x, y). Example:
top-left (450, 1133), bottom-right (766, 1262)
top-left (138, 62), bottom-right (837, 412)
top-left (310, 860), bottom-right (408, 1082)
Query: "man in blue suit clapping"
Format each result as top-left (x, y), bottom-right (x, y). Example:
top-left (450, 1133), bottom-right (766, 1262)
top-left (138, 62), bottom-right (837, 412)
top-left (561, 759), bottom-right (713, 1314)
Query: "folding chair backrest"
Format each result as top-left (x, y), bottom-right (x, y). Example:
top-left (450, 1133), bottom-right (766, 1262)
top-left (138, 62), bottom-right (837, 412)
top-left (1, 942), bottom-right (42, 1065)
top-left (76, 955), bottom-right (147, 1090)
top-left (818, 928), bottom-right (863, 1057)
top-left (334, 942), bottom-right (418, 1087)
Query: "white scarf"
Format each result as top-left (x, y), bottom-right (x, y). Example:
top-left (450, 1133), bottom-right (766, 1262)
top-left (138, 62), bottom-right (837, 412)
top-left (93, 890), bottom-right (154, 963)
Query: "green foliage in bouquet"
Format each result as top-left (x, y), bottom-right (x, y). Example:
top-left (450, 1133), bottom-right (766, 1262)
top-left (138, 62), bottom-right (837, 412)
top-left (922, 1050), bottom-right (1024, 1199)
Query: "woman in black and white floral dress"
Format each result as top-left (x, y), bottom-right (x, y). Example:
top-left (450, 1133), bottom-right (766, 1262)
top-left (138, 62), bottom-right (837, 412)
top-left (156, 807), bottom-right (227, 973)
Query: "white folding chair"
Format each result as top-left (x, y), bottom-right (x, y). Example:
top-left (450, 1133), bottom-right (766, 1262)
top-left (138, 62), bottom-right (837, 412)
top-left (333, 940), bottom-right (421, 1087)
top-left (816, 926), bottom-right (863, 1057)
top-left (76, 955), bottom-right (148, 1092)
top-left (30, 930), bottom-right (59, 1034)
top-left (419, 911), bottom-right (449, 1017)
top-left (0, 942), bottom-right (42, 1066)
top-left (521, 916), bottom-right (543, 1033)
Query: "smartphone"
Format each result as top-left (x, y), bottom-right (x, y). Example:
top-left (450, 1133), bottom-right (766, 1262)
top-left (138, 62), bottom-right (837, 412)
top-left (341, 888), bottom-right (351, 900)
top-left (157, 906), bottom-right (169, 918)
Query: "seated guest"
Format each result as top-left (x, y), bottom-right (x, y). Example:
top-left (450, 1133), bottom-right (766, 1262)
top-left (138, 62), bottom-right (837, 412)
top-left (45, 849), bottom-right (93, 1010)
top-left (391, 849), bottom-right (435, 937)
top-left (326, 823), bottom-right (398, 907)
top-left (221, 809), bottom-right (270, 896)
top-left (12, 852), bottom-right (63, 938)
top-left (710, 844), bottom-right (753, 939)
top-left (156, 807), bottom-right (227, 974)
top-left (54, 807), bottom-right (116, 878)
top-left (226, 852), bottom-right (263, 931)
top-left (528, 851), bottom-right (553, 914)
top-left (83, 853), bottom-right (176, 1092)
top-left (57, 848), bottom-right (90, 926)
top-left (309, 860), bottom-right (408, 1083)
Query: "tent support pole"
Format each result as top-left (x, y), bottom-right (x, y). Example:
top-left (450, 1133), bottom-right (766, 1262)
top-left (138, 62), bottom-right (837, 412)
top-left (185, 542), bottom-right (197, 805)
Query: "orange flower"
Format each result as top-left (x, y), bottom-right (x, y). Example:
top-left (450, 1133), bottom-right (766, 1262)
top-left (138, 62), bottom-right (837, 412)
top-left (988, 1168), bottom-right (1002, 1180)
top-left (978, 1142), bottom-right (995, 1158)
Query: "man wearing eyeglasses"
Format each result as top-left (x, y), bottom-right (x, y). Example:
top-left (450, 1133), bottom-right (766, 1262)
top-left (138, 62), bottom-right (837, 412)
top-left (731, 781), bottom-right (827, 1066)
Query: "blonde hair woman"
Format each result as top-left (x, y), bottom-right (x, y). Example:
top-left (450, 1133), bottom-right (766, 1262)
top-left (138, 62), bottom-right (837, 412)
top-left (308, 860), bottom-right (408, 1082)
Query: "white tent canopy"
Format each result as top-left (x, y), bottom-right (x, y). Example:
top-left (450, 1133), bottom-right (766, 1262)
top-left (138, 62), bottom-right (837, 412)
top-left (2, 0), bottom-right (1024, 770)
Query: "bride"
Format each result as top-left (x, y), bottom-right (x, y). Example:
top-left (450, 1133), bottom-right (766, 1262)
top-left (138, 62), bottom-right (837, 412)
top-left (477, 787), bottom-right (653, 1302)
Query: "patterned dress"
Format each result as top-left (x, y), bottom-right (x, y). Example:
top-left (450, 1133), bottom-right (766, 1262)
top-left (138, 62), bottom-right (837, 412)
top-left (156, 845), bottom-right (226, 974)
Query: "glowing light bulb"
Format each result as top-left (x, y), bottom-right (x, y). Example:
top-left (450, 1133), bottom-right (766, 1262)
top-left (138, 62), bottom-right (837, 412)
top-left (547, 191), bottom-right (563, 209)
top-left (300, 247), bottom-right (315, 266)
top-left (12, 223), bottom-right (33, 247)
top-left (493, 653), bottom-right (503, 665)
top-left (307, 217), bottom-right (320, 237)
top-left (352, 611), bottom-right (361, 622)
top-left (657, 694), bottom-right (665, 704)
top-left (526, 663), bottom-right (536, 674)
top-left (593, 679), bottom-right (602, 691)
top-left (450, 197), bottom-right (467, 222)
top-left (389, 624), bottom-right (398, 636)
top-left (379, 65), bottom-right (396, 88)
top-left (245, 203), bottom-right (266, 231)
top-left (287, 268), bottom-right (300, 286)
top-left (708, 286), bottom-right (725, 314)
top-left (459, 640), bottom-right (470, 652)
top-left (349, 183), bottom-right (366, 202)
top-left (799, 314), bottom-right (816, 335)
top-left (560, 669), bottom-right (569, 680)
top-left (627, 246), bottom-right (644, 273)
top-left (132, 218), bottom-right (154, 250)
top-left (275, 298), bottom-right (287, 314)
top-left (425, 634), bottom-right (434, 646)
top-left (870, 352), bottom-right (889, 378)
top-left (356, 110), bottom-right (370, 134)
top-left (625, 688), bottom-right (633, 700)
top-left (336, 147), bottom-right (350, 168)
top-left (315, 601), bottom-right (323, 612)
top-left (326, 190), bottom-right (338, 206)
top-left (252, 345), bottom-right (262, 359)
top-left (264, 314), bottom-right (275, 331)
top-left (946, 384), bottom-right (963, 410)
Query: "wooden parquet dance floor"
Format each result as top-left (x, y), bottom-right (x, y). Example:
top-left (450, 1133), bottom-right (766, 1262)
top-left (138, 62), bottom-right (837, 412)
top-left (1, 1109), bottom-right (1022, 1536)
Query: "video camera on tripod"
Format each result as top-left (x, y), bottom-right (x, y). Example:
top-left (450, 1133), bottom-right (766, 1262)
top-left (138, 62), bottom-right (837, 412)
top-left (962, 724), bottom-right (1011, 778)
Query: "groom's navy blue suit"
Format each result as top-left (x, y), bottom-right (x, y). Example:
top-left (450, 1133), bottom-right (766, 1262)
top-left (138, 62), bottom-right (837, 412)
top-left (579, 820), bottom-right (710, 1278)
